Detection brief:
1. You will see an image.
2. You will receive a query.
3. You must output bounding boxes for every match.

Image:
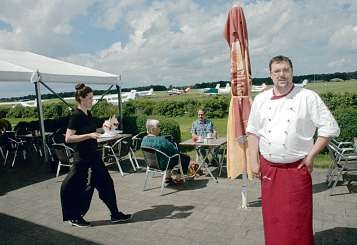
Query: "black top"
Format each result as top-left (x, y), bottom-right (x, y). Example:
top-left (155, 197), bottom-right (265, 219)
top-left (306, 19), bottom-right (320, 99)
top-left (67, 108), bottom-right (98, 160)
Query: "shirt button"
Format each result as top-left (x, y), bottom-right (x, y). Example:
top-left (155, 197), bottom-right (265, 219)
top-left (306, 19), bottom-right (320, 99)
top-left (268, 107), bottom-right (272, 110)
top-left (287, 119), bottom-right (290, 122)
top-left (268, 142), bottom-right (271, 145)
top-left (268, 130), bottom-right (271, 133)
top-left (268, 118), bottom-right (271, 122)
top-left (284, 131), bottom-right (288, 134)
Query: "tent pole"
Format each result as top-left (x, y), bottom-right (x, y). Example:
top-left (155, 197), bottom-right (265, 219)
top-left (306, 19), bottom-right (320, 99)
top-left (116, 84), bottom-right (123, 131)
top-left (39, 81), bottom-right (73, 109)
top-left (34, 81), bottom-right (48, 163)
top-left (92, 85), bottom-right (114, 108)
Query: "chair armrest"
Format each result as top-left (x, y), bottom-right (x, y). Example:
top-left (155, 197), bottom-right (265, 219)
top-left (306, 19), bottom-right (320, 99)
top-left (52, 143), bottom-right (75, 152)
top-left (341, 148), bottom-right (356, 154)
top-left (169, 153), bottom-right (180, 159)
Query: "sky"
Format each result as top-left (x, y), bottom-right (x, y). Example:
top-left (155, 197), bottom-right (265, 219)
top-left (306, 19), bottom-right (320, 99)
top-left (0, 0), bottom-right (356, 98)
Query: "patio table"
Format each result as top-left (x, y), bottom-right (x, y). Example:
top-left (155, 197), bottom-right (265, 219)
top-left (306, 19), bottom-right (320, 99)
top-left (179, 137), bottom-right (227, 183)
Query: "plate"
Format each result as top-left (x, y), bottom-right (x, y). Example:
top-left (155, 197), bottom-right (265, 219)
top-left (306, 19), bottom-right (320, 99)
top-left (100, 133), bottom-right (117, 138)
top-left (205, 136), bottom-right (214, 139)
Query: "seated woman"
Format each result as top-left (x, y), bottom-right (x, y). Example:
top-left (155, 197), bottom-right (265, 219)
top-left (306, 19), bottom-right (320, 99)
top-left (141, 119), bottom-right (189, 183)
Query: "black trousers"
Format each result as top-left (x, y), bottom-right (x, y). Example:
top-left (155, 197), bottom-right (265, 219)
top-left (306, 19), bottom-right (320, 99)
top-left (60, 153), bottom-right (119, 221)
top-left (167, 153), bottom-right (190, 174)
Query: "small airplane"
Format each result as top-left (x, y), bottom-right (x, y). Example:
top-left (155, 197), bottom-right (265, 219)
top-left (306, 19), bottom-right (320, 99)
top-left (167, 87), bottom-right (191, 96)
top-left (0, 98), bottom-right (41, 107)
top-left (202, 83), bottom-right (220, 93)
top-left (251, 83), bottom-right (267, 92)
top-left (93, 88), bottom-right (153, 104)
top-left (294, 79), bottom-right (308, 88)
top-left (136, 88), bottom-right (154, 96)
top-left (203, 83), bottom-right (231, 95)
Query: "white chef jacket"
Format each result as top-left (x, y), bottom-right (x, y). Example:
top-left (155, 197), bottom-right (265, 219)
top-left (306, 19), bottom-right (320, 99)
top-left (246, 86), bottom-right (340, 163)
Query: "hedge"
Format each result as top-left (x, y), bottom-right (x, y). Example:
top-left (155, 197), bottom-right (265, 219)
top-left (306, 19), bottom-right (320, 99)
top-left (320, 92), bottom-right (357, 111)
top-left (123, 115), bottom-right (181, 142)
top-left (0, 118), bottom-right (12, 131)
top-left (13, 115), bottom-right (181, 143)
top-left (123, 96), bottom-right (230, 118)
top-left (332, 107), bottom-right (357, 141)
top-left (3, 92), bottom-right (357, 142)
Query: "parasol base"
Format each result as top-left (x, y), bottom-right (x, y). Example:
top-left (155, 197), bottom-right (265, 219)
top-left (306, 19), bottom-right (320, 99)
top-left (241, 172), bottom-right (248, 209)
top-left (241, 191), bottom-right (248, 209)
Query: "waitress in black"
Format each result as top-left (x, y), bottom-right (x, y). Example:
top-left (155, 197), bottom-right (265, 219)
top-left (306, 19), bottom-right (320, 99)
top-left (60, 83), bottom-right (132, 227)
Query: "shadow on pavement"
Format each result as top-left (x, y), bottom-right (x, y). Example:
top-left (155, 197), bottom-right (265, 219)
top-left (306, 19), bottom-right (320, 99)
top-left (315, 227), bottom-right (357, 245)
top-left (248, 197), bottom-right (262, 207)
top-left (0, 153), bottom-right (55, 196)
top-left (0, 213), bottom-right (99, 245)
top-left (90, 204), bottom-right (194, 226)
top-left (313, 181), bottom-right (330, 194)
top-left (143, 178), bottom-right (209, 197)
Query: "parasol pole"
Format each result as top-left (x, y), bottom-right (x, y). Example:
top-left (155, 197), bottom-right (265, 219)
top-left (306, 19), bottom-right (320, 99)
top-left (231, 40), bottom-right (250, 209)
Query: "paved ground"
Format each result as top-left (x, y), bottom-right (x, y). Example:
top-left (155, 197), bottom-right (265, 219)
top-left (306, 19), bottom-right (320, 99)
top-left (1, 159), bottom-right (357, 245)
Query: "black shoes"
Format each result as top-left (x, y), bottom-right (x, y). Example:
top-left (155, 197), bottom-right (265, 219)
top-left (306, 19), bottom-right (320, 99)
top-left (69, 217), bottom-right (91, 227)
top-left (111, 212), bottom-right (133, 223)
top-left (66, 212), bottom-right (132, 227)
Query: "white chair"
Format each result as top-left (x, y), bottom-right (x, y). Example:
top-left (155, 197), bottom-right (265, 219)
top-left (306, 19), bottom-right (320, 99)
top-left (3, 131), bottom-right (27, 167)
top-left (331, 138), bottom-right (355, 150)
top-left (130, 132), bottom-right (147, 169)
top-left (141, 146), bottom-right (185, 193)
top-left (52, 143), bottom-right (75, 179)
top-left (326, 142), bottom-right (357, 195)
top-left (102, 136), bottom-right (138, 176)
top-left (326, 140), bottom-right (356, 182)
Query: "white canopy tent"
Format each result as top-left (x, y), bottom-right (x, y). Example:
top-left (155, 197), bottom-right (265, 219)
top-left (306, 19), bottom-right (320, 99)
top-left (0, 49), bottom-right (122, 162)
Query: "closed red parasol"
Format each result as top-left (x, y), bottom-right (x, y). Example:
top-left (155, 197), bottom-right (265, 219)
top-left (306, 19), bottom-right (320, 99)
top-left (224, 5), bottom-right (252, 208)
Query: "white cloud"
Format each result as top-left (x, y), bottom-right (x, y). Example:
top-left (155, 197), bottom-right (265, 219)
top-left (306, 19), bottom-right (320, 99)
top-left (0, 0), bottom-right (94, 54)
top-left (329, 25), bottom-right (357, 50)
top-left (0, 0), bottom-right (357, 97)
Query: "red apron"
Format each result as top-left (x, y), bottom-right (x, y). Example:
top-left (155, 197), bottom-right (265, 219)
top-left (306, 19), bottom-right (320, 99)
top-left (260, 156), bottom-right (314, 245)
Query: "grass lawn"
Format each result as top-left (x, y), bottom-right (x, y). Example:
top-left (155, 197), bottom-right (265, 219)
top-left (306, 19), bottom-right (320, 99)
top-left (306, 80), bottom-right (357, 94)
top-left (7, 117), bottom-right (37, 127)
top-left (144, 80), bottom-right (357, 101)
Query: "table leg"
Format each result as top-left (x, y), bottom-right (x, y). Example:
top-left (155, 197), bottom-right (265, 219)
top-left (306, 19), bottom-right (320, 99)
top-left (196, 148), bottom-right (218, 183)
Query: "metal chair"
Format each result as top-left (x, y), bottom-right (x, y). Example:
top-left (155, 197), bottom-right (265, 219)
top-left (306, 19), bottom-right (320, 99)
top-left (326, 142), bottom-right (357, 195)
top-left (326, 140), bottom-right (356, 181)
top-left (52, 143), bottom-right (75, 178)
top-left (0, 133), bottom-right (6, 165)
top-left (102, 136), bottom-right (138, 176)
top-left (2, 131), bottom-right (27, 167)
top-left (331, 138), bottom-right (355, 151)
top-left (141, 146), bottom-right (185, 193)
top-left (130, 132), bottom-right (147, 168)
top-left (131, 132), bottom-right (147, 152)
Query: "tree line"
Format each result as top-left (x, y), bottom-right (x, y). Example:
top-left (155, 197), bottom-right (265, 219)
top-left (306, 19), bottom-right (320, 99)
top-left (1, 70), bottom-right (356, 102)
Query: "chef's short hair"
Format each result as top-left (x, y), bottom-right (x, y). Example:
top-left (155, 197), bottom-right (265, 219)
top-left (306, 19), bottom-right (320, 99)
top-left (269, 55), bottom-right (293, 72)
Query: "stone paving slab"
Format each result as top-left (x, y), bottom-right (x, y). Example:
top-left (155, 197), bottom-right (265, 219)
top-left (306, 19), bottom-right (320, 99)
top-left (1, 165), bottom-right (357, 245)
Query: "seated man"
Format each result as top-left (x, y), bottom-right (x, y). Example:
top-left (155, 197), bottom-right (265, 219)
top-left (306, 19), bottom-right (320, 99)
top-left (191, 108), bottom-right (219, 164)
top-left (141, 119), bottom-right (189, 183)
top-left (191, 108), bottom-right (217, 139)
